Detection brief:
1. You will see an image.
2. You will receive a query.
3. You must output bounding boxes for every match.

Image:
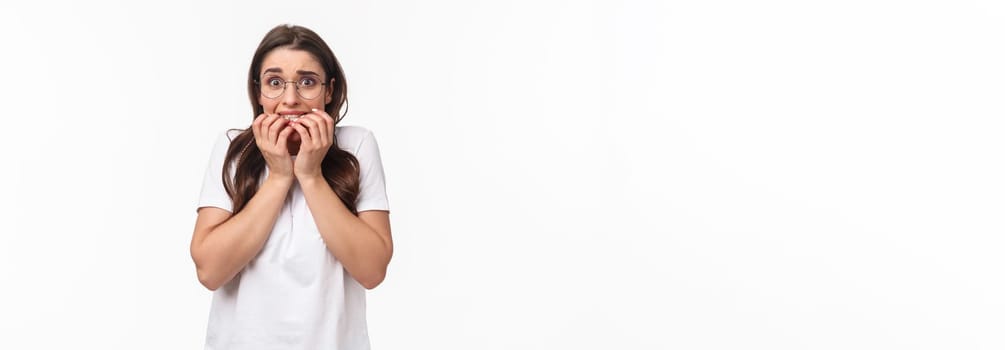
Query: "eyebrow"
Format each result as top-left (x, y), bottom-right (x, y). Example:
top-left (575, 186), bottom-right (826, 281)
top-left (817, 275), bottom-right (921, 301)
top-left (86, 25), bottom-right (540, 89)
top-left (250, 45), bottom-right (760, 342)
top-left (261, 67), bottom-right (321, 76)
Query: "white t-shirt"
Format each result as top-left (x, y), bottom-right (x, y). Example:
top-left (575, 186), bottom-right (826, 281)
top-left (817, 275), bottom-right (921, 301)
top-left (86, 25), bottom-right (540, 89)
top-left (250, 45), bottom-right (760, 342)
top-left (196, 125), bottom-right (389, 350)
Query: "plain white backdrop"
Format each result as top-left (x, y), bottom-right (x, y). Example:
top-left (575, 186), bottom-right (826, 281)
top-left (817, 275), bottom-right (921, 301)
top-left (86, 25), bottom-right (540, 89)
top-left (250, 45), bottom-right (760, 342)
top-left (1, 0), bottom-right (1003, 348)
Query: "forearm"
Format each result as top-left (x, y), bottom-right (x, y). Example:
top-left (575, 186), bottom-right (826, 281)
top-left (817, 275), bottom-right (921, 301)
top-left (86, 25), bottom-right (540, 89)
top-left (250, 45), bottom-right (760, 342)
top-left (300, 176), bottom-right (392, 288)
top-left (193, 175), bottom-right (293, 289)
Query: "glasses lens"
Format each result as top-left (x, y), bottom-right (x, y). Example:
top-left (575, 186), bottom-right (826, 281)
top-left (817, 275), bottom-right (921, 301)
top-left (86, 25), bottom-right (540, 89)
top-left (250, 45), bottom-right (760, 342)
top-left (296, 83), bottom-right (322, 100)
top-left (261, 80), bottom-right (285, 99)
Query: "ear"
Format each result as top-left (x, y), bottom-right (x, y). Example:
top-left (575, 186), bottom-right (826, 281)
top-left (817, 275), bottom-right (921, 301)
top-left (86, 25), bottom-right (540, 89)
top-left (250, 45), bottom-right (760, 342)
top-left (325, 77), bottom-right (336, 104)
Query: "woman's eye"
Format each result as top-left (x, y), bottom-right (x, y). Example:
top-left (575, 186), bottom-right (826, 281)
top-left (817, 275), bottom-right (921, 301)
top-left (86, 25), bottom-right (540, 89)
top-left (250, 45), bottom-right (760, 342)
top-left (267, 78), bottom-right (283, 87)
top-left (300, 78), bottom-right (317, 87)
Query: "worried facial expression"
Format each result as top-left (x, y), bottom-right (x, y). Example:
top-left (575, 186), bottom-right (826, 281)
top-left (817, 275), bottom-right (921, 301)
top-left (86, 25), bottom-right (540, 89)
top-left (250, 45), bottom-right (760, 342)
top-left (258, 47), bottom-right (333, 144)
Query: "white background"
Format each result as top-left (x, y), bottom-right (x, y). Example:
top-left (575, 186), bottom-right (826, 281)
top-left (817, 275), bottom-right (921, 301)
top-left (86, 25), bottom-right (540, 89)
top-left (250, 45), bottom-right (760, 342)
top-left (1, 0), bottom-right (1003, 349)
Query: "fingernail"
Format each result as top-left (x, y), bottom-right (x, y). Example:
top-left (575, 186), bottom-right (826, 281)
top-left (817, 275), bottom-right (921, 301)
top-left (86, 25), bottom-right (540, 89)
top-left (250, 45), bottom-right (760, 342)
top-left (311, 108), bottom-right (318, 112)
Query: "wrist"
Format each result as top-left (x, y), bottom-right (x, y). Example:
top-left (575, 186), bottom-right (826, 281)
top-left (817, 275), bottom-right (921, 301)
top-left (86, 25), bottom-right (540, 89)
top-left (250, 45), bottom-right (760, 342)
top-left (265, 173), bottom-right (295, 186)
top-left (297, 173), bottom-right (327, 188)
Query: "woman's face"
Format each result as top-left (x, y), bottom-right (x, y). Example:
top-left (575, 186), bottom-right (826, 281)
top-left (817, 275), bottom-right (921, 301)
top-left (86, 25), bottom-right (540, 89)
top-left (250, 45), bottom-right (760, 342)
top-left (257, 47), bottom-right (332, 144)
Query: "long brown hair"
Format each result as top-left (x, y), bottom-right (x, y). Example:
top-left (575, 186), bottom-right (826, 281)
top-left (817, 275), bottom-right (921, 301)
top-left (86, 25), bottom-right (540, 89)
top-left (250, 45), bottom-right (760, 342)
top-left (222, 24), bottom-right (359, 214)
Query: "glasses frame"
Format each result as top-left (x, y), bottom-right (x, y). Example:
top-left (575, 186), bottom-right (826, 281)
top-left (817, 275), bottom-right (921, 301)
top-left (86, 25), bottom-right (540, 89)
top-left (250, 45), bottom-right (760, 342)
top-left (255, 78), bottom-right (329, 100)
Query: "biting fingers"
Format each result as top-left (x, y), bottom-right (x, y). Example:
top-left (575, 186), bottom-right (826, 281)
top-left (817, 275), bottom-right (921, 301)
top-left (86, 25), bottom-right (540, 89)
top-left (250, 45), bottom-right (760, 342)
top-left (306, 108), bottom-right (332, 145)
top-left (297, 116), bottom-right (322, 146)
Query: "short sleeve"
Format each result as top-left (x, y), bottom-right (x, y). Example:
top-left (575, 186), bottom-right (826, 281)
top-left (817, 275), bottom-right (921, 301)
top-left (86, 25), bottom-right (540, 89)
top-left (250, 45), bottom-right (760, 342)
top-left (196, 131), bottom-right (235, 213)
top-left (354, 130), bottom-right (390, 212)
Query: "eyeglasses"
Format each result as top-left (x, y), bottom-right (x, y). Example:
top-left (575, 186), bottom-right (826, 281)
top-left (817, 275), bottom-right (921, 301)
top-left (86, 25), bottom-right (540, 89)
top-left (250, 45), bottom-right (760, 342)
top-left (256, 76), bottom-right (327, 100)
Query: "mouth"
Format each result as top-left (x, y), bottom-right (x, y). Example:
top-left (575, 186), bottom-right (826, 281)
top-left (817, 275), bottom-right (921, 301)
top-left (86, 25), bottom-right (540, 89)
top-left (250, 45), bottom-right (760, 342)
top-left (282, 114), bottom-right (306, 122)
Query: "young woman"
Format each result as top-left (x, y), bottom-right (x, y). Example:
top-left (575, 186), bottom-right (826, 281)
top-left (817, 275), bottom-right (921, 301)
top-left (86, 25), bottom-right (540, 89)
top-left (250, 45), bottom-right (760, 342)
top-left (190, 24), bottom-right (392, 349)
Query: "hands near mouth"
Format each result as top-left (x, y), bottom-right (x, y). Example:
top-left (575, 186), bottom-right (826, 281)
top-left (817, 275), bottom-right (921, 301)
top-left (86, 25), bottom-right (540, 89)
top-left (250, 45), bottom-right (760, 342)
top-left (252, 108), bottom-right (335, 181)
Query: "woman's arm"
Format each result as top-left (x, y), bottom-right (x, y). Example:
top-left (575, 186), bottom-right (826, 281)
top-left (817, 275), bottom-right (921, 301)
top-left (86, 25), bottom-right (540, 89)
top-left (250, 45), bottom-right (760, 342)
top-left (190, 175), bottom-right (294, 290)
top-left (299, 175), bottom-right (393, 289)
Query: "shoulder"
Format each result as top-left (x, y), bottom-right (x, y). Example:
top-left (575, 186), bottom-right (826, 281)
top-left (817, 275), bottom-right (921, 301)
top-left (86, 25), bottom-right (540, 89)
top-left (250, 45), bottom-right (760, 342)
top-left (335, 125), bottom-right (375, 141)
top-left (224, 128), bottom-right (245, 141)
top-left (335, 125), bottom-right (378, 152)
top-left (204, 129), bottom-right (248, 158)
top-left (211, 128), bottom-right (246, 149)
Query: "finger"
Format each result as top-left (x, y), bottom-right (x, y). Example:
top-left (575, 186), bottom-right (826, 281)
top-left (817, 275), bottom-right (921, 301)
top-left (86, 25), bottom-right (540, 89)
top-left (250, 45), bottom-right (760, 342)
top-left (252, 113), bottom-right (267, 142)
top-left (278, 124), bottom-right (295, 143)
top-left (260, 113), bottom-right (278, 130)
top-left (257, 114), bottom-right (278, 148)
top-left (310, 108), bottom-right (334, 145)
top-left (290, 122), bottom-right (310, 145)
top-left (297, 116), bottom-right (323, 146)
top-left (268, 115), bottom-right (288, 146)
top-left (306, 112), bottom-right (328, 145)
top-left (258, 114), bottom-right (273, 145)
top-left (324, 112), bottom-right (334, 142)
top-left (294, 118), bottom-right (315, 145)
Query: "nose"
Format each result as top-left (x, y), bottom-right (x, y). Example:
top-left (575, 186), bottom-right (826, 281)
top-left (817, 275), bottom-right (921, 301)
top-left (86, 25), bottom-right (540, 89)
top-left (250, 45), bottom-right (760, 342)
top-left (281, 82), bottom-right (301, 105)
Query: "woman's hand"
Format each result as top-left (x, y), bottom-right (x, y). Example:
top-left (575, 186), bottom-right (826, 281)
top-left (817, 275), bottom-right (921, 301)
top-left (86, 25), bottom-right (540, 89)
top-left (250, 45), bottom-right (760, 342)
top-left (290, 108), bottom-right (335, 181)
top-left (252, 113), bottom-right (296, 180)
